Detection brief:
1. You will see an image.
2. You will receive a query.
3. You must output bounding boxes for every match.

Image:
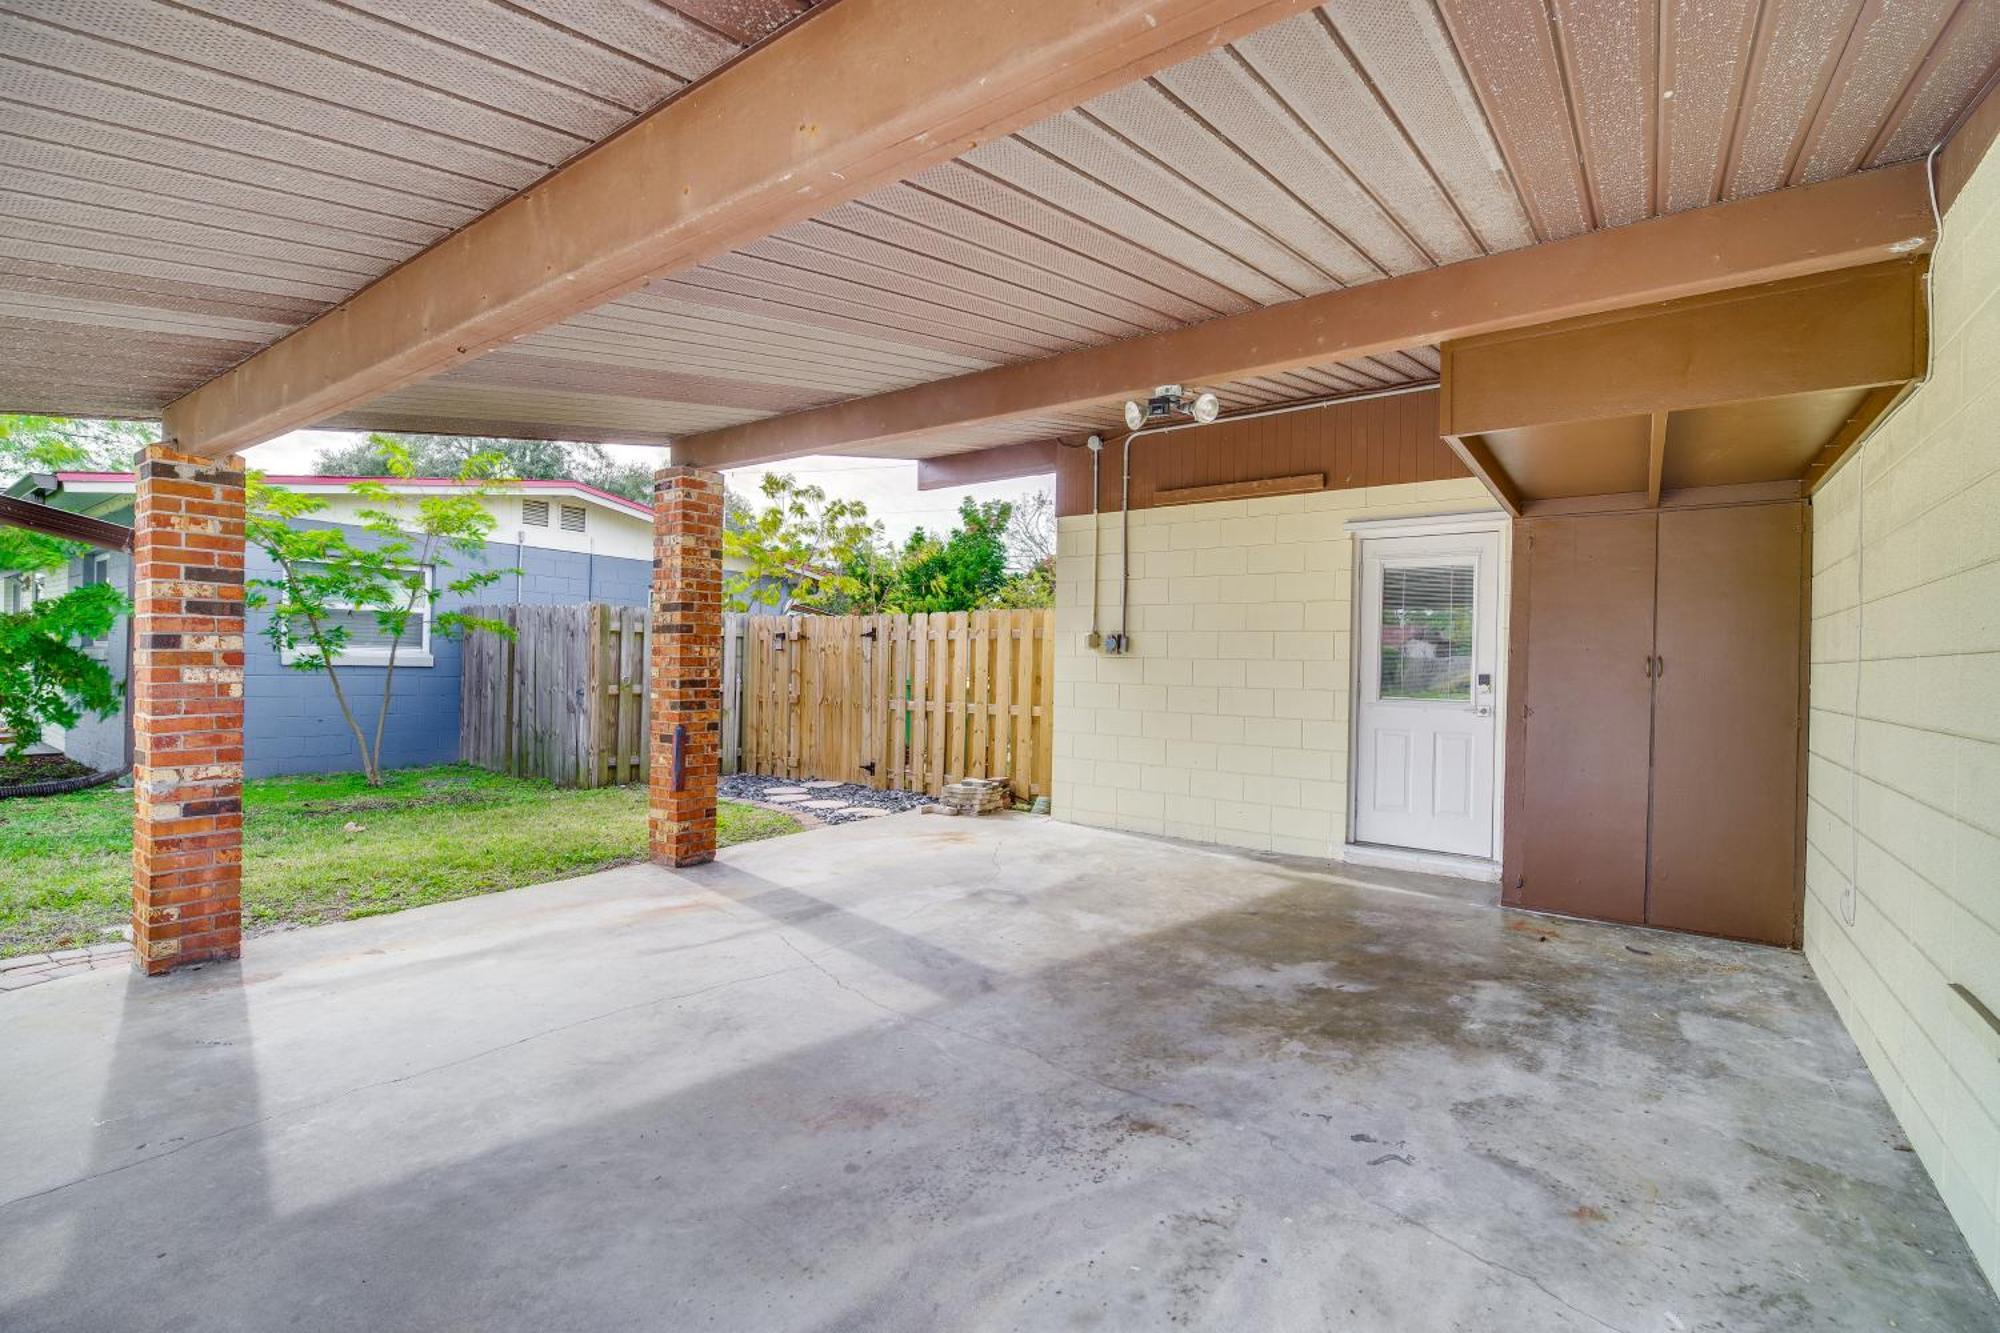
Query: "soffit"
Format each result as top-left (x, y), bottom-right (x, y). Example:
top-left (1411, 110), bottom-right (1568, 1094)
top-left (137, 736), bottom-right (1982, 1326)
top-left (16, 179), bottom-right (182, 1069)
top-left (2, 0), bottom-right (1993, 452)
top-left (380, 0), bottom-right (1994, 455)
top-left (0, 0), bottom-right (818, 418)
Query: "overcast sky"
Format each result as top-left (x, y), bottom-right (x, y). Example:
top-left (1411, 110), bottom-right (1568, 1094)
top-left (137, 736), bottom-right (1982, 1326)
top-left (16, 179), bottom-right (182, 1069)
top-left (241, 431), bottom-right (1050, 546)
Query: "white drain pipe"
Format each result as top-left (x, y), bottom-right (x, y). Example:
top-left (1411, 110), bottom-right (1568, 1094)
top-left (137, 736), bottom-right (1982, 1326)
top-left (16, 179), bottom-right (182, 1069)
top-left (1104, 380), bottom-right (1440, 654)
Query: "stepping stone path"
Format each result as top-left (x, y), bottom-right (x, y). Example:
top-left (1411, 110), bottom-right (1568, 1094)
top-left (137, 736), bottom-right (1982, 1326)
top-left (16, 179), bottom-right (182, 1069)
top-left (719, 773), bottom-right (935, 826)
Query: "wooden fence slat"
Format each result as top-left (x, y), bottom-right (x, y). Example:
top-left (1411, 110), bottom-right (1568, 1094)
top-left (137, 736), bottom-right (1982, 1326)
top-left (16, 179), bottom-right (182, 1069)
top-left (460, 603), bottom-right (1052, 798)
top-left (1035, 607), bottom-right (1054, 799)
top-left (971, 611), bottom-right (991, 780)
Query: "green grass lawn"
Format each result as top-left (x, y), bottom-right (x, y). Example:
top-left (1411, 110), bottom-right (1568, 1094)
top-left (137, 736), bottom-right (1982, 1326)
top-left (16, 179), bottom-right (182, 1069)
top-left (0, 764), bottom-right (801, 959)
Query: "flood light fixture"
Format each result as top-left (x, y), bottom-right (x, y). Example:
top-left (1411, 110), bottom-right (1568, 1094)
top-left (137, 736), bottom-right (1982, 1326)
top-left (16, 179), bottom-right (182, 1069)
top-left (1123, 384), bottom-right (1221, 432)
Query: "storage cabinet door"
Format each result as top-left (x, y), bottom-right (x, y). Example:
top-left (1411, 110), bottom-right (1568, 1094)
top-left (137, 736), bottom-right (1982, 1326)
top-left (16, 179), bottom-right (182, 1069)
top-left (1516, 513), bottom-right (1658, 924)
top-left (1648, 503), bottom-right (1805, 945)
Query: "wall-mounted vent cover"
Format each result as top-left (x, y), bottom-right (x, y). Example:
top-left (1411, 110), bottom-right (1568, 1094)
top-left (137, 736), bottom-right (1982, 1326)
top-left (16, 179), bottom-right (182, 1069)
top-left (560, 503), bottom-right (587, 533)
top-left (522, 499), bottom-right (550, 526)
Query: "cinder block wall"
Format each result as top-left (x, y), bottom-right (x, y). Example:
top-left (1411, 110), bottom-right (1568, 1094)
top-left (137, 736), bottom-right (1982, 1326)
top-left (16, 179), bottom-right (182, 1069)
top-left (1051, 476), bottom-right (1495, 856)
top-left (1805, 137), bottom-right (2000, 1287)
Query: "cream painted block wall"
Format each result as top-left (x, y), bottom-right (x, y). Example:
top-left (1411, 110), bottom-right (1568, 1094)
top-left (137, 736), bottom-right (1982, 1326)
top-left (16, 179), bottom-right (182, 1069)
top-left (1052, 476), bottom-right (1497, 859)
top-left (1805, 137), bottom-right (2000, 1289)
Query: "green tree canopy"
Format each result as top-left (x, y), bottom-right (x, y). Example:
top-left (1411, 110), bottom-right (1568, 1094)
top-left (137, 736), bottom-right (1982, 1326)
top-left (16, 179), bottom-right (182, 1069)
top-left (247, 441), bottom-right (513, 785)
top-left (0, 415), bottom-right (143, 757)
top-left (315, 432), bottom-right (662, 502)
top-left (891, 498), bottom-right (1014, 613)
top-left (722, 473), bottom-right (883, 613)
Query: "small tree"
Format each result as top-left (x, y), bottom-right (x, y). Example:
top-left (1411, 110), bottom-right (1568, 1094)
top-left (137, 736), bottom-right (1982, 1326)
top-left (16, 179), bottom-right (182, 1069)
top-left (722, 473), bottom-right (884, 613)
top-left (1003, 490), bottom-right (1055, 570)
top-left (0, 414), bottom-right (139, 755)
top-left (246, 442), bottom-right (514, 786)
top-left (891, 498), bottom-right (1014, 613)
top-left (0, 559), bottom-right (123, 756)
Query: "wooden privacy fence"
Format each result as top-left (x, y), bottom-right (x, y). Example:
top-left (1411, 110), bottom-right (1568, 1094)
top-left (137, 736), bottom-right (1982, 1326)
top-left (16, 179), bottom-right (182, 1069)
top-left (739, 609), bottom-right (1054, 800)
top-left (460, 604), bottom-right (1052, 799)
top-left (459, 604), bottom-right (749, 789)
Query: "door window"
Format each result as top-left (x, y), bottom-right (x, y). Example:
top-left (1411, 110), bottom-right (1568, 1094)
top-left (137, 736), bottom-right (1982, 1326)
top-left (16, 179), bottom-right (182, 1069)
top-left (1378, 563), bottom-right (1475, 702)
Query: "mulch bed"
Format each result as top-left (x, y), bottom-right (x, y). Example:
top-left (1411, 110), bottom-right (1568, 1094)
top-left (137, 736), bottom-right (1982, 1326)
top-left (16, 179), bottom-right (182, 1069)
top-left (720, 773), bottom-right (934, 825)
top-left (0, 752), bottom-right (120, 799)
top-left (0, 752), bottom-right (94, 786)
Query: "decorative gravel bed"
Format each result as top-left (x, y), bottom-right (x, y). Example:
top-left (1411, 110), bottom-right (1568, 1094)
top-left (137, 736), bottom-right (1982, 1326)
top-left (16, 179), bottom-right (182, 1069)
top-left (720, 774), bottom-right (934, 825)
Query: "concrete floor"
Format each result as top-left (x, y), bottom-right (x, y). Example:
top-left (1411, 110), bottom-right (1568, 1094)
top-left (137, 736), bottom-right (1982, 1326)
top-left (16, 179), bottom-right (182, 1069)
top-left (1, 815), bottom-right (1992, 1332)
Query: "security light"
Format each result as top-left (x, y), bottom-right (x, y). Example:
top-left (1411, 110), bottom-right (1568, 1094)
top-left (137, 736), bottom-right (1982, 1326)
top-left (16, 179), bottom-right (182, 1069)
top-left (1121, 384), bottom-right (1221, 431)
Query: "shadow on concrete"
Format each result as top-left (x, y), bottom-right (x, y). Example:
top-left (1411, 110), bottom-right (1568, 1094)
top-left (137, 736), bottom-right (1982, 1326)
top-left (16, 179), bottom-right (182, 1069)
top-left (1, 854), bottom-right (1991, 1331)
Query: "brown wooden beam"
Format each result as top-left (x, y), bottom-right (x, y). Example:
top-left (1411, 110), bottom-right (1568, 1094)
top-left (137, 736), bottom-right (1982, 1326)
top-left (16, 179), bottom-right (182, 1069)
top-left (1438, 259), bottom-right (1926, 437)
top-left (0, 494), bottom-right (131, 550)
top-left (1442, 435), bottom-right (1523, 517)
top-left (1154, 472), bottom-right (1325, 506)
top-left (1519, 480), bottom-right (1803, 517)
top-left (915, 439), bottom-right (1059, 491)
top-left (160, 0), bottom-right (1320, 458)
top-left (1440, 262), bottom-right (1920, 438)
top-left (1646, 412), bottom-right (1668, 508)
top-left (1802, 382), bottom-right (1913, 493)
top-left (675, 162), bottom-right (1936, 469)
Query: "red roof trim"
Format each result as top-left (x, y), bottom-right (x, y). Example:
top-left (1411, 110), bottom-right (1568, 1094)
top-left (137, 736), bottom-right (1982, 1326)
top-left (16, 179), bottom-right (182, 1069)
top-left (52, 472), bottom-right (654, 518)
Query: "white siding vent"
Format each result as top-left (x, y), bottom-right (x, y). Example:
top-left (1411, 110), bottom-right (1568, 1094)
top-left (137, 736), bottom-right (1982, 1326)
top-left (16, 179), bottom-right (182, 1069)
top-left (522, 498), bottom-right (550, 526)
top-left (560, 503), bottom-right (587, 533)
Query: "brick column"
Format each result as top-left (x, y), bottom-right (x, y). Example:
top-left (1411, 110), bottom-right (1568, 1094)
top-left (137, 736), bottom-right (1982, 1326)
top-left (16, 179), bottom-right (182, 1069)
top-left (131, 445), bottom-right (247, 974)
top-left (649, 466), bottom-right (723, 867)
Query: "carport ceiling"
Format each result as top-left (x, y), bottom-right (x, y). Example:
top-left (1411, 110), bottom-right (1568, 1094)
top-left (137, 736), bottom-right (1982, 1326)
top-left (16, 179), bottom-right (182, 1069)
top-left (1, 0), bottom-right (1994, 458)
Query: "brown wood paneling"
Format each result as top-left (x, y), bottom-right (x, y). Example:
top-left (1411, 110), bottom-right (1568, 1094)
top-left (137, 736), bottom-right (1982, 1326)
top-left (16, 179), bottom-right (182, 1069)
top-left (1646, 503), bottom-right (1805, 945)
top-left (1513, 512), bottom-right (1657, 924)
top-left (1054, 388), bottom-right (1465, 516)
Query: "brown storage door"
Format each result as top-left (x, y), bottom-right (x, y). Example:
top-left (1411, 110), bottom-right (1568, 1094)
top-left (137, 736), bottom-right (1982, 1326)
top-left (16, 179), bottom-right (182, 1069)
top-left (1516, 513), bottom-right (1658, 924)
top-left (1647, 503), bottom-right (1805, 945)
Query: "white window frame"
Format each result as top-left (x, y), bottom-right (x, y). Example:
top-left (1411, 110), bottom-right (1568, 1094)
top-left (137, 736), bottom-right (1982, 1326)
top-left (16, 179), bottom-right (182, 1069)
top-left (279, 564), bottom-right (435, 668)
top-left (79, 552), bottom-right (114, 659)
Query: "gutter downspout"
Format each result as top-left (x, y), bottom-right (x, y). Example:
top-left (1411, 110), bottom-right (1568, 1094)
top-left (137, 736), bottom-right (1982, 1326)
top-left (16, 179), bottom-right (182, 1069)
top-left (1107, 381), bottom-right (1440, 653)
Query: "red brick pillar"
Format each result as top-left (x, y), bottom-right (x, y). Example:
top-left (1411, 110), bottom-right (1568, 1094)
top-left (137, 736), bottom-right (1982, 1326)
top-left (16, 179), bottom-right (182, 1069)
top-left (649, 466), bottom-right (723, 867)
top-left (131, 445), bottom-right (248, 974)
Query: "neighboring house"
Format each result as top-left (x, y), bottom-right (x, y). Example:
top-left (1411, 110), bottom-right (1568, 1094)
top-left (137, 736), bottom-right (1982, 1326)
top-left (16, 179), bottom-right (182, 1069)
top-left (1, 473), bottom-right (756, 779)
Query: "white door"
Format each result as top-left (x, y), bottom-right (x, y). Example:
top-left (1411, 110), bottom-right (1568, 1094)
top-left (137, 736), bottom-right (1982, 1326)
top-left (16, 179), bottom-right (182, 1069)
top-left (1353, 529), bottom-right (1501, 858)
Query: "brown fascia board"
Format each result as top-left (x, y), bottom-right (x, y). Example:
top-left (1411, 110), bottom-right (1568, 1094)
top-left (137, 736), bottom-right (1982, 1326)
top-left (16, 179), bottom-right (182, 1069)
top-left (158, 0), bottom-right (1321, 459)
top-left (1936, 69), bottom-right (2000, 217)
top-left (0, 495), bottom-right (132, 551)
top-left (673, 161), bottom-right (1937, 470)
top-left (915, 440), bottom-right (1060, 491)
top-left (1436, 259), bottom-right (1926, 436)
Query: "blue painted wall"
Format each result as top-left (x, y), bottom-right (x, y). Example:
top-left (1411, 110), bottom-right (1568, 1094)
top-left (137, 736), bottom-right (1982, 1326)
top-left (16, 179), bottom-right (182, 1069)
top-left (61, 525), bottom-right (652, 780)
